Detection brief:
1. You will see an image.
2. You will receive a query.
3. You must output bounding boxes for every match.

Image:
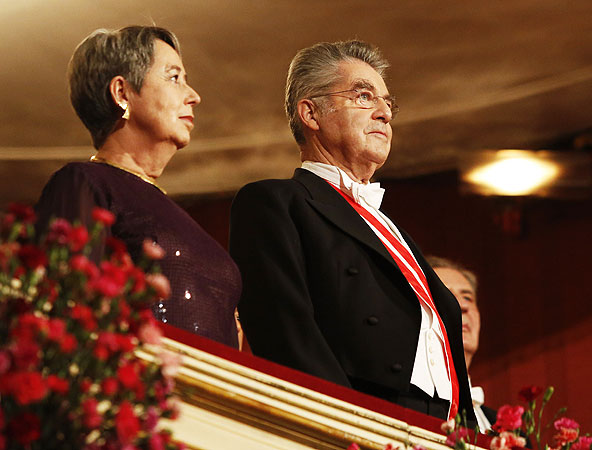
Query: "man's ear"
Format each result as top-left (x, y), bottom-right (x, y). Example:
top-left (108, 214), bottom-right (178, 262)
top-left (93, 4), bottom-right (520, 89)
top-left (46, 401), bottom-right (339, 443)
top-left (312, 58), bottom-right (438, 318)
top-left (109, 75), bottom-right (130, 107)
top-left (297, 99), bottom-right (321, 132)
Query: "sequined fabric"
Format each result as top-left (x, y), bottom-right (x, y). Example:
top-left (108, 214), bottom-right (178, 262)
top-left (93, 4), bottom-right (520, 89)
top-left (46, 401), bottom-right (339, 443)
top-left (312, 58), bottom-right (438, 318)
top-left (35, 162), bottom-right (241, 348)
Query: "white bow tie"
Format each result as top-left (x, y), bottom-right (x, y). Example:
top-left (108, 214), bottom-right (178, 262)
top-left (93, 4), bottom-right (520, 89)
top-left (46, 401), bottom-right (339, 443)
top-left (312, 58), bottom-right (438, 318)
top-left (340, 178), bottom-right (385, 210)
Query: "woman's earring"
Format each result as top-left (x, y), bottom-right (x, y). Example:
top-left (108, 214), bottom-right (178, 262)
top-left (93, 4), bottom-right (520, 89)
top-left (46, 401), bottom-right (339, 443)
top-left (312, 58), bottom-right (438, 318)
top-left (119, 103), bottom-right (130, 120)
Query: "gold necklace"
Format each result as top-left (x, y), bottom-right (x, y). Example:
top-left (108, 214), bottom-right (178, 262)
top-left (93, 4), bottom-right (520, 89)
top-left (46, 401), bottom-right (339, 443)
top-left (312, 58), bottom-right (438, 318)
top-left (90, 155), bottom-right (167, 194)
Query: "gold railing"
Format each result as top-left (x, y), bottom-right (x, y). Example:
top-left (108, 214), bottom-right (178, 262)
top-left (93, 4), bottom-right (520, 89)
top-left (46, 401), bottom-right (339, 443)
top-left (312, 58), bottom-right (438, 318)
top-left (137, 336), bottom-right (485, 450)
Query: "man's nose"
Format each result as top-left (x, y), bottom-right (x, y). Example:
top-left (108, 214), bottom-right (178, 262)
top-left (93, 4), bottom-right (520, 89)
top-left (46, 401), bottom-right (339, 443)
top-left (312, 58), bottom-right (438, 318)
top-left (372, 98), bottom-right (393, 122)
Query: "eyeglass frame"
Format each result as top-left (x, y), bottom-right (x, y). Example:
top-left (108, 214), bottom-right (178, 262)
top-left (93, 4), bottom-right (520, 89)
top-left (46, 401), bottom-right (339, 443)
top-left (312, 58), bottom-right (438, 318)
top-left (309, 88), bottom-right (399, 118)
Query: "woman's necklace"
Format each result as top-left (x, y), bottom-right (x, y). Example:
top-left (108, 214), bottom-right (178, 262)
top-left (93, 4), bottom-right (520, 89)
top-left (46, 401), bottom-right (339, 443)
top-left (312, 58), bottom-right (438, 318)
top-left (90, 155), bottom-right (167, 194)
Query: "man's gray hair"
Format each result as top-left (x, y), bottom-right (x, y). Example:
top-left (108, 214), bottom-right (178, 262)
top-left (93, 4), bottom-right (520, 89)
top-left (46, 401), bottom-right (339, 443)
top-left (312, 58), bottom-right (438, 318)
top-left (68, 25), bottom-right (180, 149)
top-left (285, 40), bottom-right (389, 145)
top-left (426, 255), bottom-right (478, 295)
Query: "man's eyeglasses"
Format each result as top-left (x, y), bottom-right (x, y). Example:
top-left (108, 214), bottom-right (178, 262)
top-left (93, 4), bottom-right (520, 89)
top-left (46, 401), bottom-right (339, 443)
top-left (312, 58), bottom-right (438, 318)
top-left (311, 89), bottom-right (399, 118)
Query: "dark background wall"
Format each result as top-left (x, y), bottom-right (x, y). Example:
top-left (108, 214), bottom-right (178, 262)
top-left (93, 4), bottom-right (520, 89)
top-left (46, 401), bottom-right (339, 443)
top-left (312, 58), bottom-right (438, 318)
top-left (181, 171), bottom-right (592, 432)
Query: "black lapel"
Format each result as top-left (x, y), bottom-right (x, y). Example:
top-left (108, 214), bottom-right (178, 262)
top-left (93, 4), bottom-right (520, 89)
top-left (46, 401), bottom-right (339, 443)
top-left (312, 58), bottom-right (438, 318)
top-left (293, 168), bottom-right (399, 269)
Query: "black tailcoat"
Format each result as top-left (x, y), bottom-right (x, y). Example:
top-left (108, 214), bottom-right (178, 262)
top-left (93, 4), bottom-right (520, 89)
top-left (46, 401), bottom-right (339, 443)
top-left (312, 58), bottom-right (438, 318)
top-left (229, 169), bottom-right (473, 418)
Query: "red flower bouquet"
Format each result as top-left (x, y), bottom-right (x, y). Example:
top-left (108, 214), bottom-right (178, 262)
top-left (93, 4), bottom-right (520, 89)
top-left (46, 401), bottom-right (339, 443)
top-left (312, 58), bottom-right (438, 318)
top-left (0, 204), bottom-right (184, 449)
top-left (442, 385), bottom-right (591, 450)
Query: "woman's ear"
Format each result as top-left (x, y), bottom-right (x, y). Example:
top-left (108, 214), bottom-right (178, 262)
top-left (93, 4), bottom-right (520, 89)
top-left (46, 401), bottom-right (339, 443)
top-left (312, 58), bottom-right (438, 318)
top-left (109, 76), bottom-right (131, 119)
top-left (297, 99), bottom-right (321, 132)
top-left (109, 75), bottom-right (129, 108)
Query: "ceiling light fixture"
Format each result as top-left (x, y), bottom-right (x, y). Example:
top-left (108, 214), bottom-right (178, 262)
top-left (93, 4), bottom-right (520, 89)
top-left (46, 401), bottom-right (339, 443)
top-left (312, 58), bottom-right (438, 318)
top-left (464, 150), bottom-right (560, 196)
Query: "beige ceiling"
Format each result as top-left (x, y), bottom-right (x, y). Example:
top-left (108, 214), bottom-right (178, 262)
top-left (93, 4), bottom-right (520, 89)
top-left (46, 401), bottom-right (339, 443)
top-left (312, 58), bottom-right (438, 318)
top-left (1, 0), bottom-right (591, 204)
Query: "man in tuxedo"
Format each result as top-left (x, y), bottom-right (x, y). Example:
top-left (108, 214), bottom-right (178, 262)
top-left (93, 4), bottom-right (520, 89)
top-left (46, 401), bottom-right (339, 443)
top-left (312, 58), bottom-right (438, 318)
top-left (229, 40), bottom-right (473, 421)
top-left (427, 256), bottom-right (496, 430)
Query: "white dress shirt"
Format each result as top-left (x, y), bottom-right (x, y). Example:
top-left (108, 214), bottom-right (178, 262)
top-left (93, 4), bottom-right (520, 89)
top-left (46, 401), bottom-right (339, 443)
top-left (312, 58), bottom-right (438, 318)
top-left (301, 161), bottom-right (452, 402)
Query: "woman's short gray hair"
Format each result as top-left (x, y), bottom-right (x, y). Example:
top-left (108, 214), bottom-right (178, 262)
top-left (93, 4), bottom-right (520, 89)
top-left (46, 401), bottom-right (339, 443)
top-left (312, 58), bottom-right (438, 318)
top-left (285, 40), bottom-right (389, 145)
top-left (68, 26), bottom-right (180, 149)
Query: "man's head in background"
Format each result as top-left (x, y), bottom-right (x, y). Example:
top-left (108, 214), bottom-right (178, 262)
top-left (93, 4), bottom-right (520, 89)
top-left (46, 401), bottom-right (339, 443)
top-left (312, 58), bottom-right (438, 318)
top-left (427, 256), bottom-right (480, 370)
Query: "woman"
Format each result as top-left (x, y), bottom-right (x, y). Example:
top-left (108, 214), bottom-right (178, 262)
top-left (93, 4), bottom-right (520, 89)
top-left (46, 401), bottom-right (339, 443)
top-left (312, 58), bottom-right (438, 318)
top-left (35, 26), bottom-right (242, 349)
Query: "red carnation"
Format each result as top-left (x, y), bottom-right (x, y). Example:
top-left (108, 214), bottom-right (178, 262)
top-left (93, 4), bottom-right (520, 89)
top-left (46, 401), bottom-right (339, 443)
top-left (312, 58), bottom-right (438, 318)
top-left (555, 418), bottom-right (580, 431)
top-left (47, 318), bottom-right (66, 341)
top-left (17, 244), bottom-right (47, 269)
top-left (573, 436), bottom-right (592, 450)
top-left (493, 405), bottom-right (524, 432)
top-left (70, 254), bottom-right (99, 279)
top-left (92, 207), bottom-right (115, 226)
top-left (8, 203), bottom-right (36, 224)
top-left (138, 322), bottom-right (163, 345)
top-left (115, 401), bottom-right (140, 443)
top-left (69, 225), bottom-right (89, 252)
top-left (149, 433), bottom-right (165, 450)
top-left (71, 304), bottom-right (97, 331)
top-left (38, 278), bottom-right (58, 303)
top-left (128, 267), bottom-right (146, 294)
top-left (134, 382), bottom-right (146, 401)
top-left (518, 385), bottom-right (544, 403)
top-left (116, 334), bottom-right (136, 353)
top-left (10, 337), bottom-right (40, 369)
top-left (146, 273), bottom-right (171, 299)
top-left (82, 398), bottom-right (102, 428)
top-left (101, 377), bottom-right (119, 396)
top-left (554, 418), bottom-right (580, 446)
top-left (90, 261), bottom-right (127, 298)
top-left (7, 412), bottom-right (40, 445)
top-left (97, 332), bottom-right (119, 351)
top-left (4, 371), bottom-right (47, 405)
top-left (80, 379), bottom-right (92, 393)
top-left (445, 427), bottom-right (469, 447)
top-left (144, 406), bottom-right (159, 432)
top-left (94, 332), bottom-right (117, 360)
top-left (142, 239), bottom-right (166, 260)
top-left (117, 363), bottom-right (140, 389)
top-left (117, 301), bottom-right (132, 323)
top-left (105, 237), bottom-right (127, 256)
top-left (94, 346), bottom-right (110, 361)
top-left (59, 333), bottom-right (77, 353)
top-left (0, 350), bottom-right (11, 375)
top-left (12, 313), bottom-right (47, 339)
top-left (47, 375), bottom-right (69, 395)
top-left (47, 218), bottom-right (72, 245)
top-left (491, 431), bottom-right (527, 450)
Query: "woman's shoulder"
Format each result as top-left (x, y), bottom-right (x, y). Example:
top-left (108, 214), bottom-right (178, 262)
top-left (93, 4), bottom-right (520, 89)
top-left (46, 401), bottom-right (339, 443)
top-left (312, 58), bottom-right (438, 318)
top-left (49, 161), bottom-right (137, 193)
top-left (47, 161), bottom-right (104, 186)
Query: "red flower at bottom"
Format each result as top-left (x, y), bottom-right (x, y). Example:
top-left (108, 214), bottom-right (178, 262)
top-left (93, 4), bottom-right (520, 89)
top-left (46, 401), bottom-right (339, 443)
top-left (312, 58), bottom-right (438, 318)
top-left (116, 401), bottom-right (140, 443)
top-left (82, 398), bottom-right (102, 429)
top-left (8, 412), bottom-right (41, 445)
top-left (92, 207), bottom-right (115, 226)
top-left (17, 244), bottom-right (47, 269)
top-left (554, 418), bottom-right (580, 446)
top-left (0, 371), bottom-right (47, 405)
top-left (572, 436), bottom-right (592, 450)
top-left (445, 427), bottom-right (469, 447)
top-left (518, 385), bottom-right (544, 403)
top-left (493, 405), bottom-right (524, 432)
top-left (117, 363), bottom-right (140, 389)
top-left (47, 375), bottom-right (69, 395)
top-left (491, 432), bottom-right (527, 450)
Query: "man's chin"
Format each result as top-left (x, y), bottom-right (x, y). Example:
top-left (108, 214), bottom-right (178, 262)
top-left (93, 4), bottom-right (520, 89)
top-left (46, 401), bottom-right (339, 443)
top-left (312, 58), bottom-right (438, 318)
top-left (174, 136), bottom-right (191, 150)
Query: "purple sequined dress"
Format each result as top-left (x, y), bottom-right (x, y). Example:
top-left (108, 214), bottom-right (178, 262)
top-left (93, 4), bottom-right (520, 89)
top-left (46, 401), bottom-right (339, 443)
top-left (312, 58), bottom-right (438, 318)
top-left (35, 161), bottom-right (241, 348)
